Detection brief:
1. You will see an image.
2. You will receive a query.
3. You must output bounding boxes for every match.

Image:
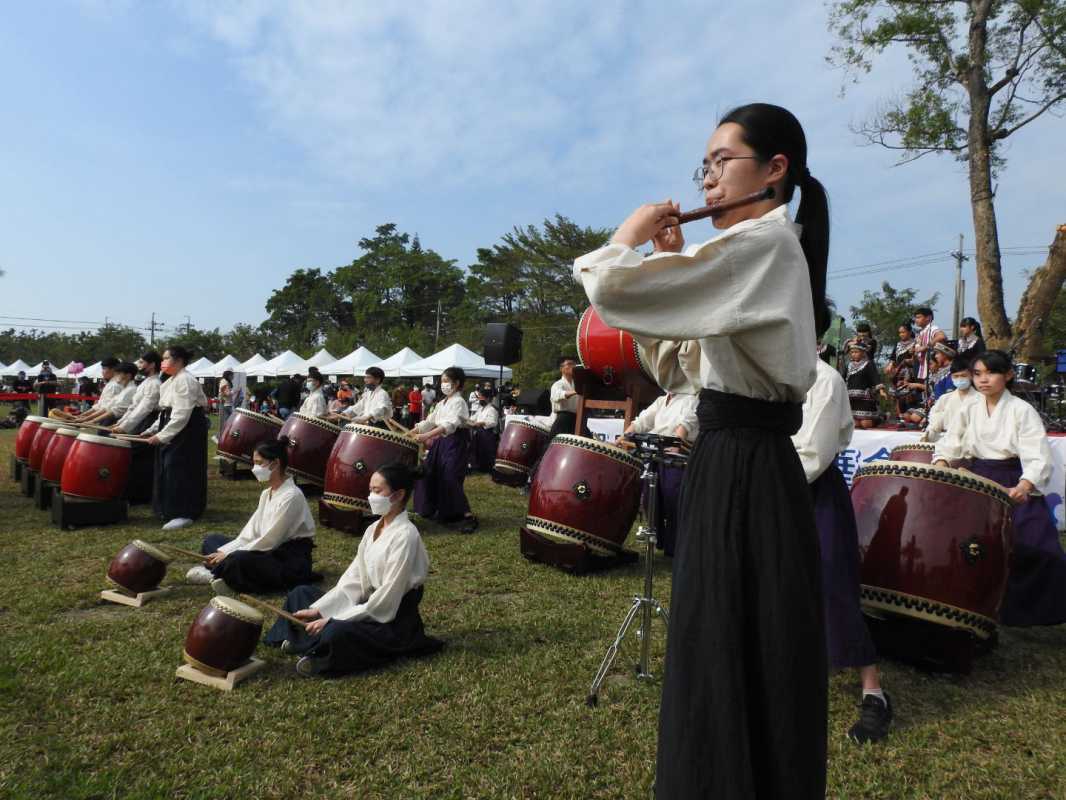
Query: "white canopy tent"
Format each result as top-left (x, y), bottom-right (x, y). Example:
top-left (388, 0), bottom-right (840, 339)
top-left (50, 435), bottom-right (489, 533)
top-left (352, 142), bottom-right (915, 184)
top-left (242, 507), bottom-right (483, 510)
top-left (210, 354), bottom-right (243, 377)
top-left (369, 347), bottom-right (424, 378)
top-left (80, 361), bottom-right (104, 379)
top-left (403, 343), bottom-right (512, 380)
top-left (1, 359), bottom-right (34, 377)
top-left (240, 353), bottom-right (266, 371)
top-left (0, 362), bottom-right (6, 375)
top-left (248, 350), bottom-right (310, 378)
top-left (187, 357), bottom-right (217, 378)
top-left (320, 346), bottom-right (383, 377)
top-left (305, 348), bottom-right (338, 370)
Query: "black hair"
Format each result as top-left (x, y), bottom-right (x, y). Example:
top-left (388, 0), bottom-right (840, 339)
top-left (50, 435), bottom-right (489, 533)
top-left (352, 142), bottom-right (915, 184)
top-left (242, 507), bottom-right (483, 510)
top-left (856, 322), bottom-right (871, 333)
top-left (442, 366), bottom-right (466, 386)
top-left (959, 317), bottom-right (983, 338)
top-left (222, 369), bottom-right (234, 381)
top-left (116, 362), bottom-right (138, 377)
top-left (915, 307), bottom-right (933, 318)
top-left (374, 461), bottom-right (423, 506)
top-left (101, 357), bottom-right (120, 369)
top-left (950, 355), bottom-right (972, 374)
top-left (557, 355), bottom-right (578, 367)
top-left (307, 367), bottom-right (323, 385)
top-left (719, 103), bottom-right (829, 326)
top-left (256, 438), bottom-right (289, 471)
top-left (141, 350), bottom-right (162, 371)
top-left (898, 322), bottom-right (914, 336)
top-left (365, 366), bottom-right (385, 381)
top-left (477, 385), bottom-right (495, 399)
top-left (166, 345), bottom-right (193, 366)
top-left (972, 349), bottom-right (1014, 387)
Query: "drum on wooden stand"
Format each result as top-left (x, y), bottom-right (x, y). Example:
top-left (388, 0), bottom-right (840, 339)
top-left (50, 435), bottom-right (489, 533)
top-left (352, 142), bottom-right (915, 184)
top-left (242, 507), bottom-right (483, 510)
top-left (278, 413), bottom-right (342, 486)
top-left (183, 596), bottom-right (264, 677)
top-left (576, 306), bottom-right (654, 387)
top-left (493, 418), bottom-right (550, 486)
top-left (218, 408), bottom-right (283, 466)
top-left (28, 422), bottom-right (61, 473)
top-left (320, 423), bottom-right (420, 532)
top-left (888, 443), bottom-right (936, 464)
top-left (107, 539), bottom-right (173, 595)
top-left (15, 415), bottom-right (49, 465)
top-left (61, 433), bottom-right (132, 501)
top-left (40, 427), bottom-right (79, 485)
top-left (853, 460), bottom-right (1013, 672)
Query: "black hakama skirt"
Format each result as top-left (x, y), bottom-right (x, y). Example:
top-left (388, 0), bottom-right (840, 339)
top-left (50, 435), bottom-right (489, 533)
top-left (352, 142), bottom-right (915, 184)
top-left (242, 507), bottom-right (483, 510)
top-left (656, 390), bottom-right (827, 800)
top-left (414, 429), bottom-right (471, 522)
top-left (470, 428), bottom-right (499, 472)
top-left (153, 407), bottom-right (208, 521)
top-left (263, 584), bottom-right (444, 674)
top-left (812, 463), bottom-right (878, 669)
top-left (968, 457), bottom-right (1066, 627)
top-left (201, 533), bottom-right (321, 594)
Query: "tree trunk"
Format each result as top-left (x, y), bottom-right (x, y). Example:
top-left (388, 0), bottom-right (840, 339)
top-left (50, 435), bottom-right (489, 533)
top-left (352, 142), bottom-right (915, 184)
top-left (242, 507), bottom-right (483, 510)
top-left (1015, 225), bottom-right (1066, 361)
top-left (967, 0), bottom-right (1013, 349)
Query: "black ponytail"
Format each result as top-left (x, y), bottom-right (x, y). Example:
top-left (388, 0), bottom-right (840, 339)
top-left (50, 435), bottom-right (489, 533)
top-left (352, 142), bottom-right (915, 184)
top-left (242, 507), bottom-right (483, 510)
top-left (375, 461), bottom-right (424, 506)
top-left (719, 103), bottom-right (829, 324)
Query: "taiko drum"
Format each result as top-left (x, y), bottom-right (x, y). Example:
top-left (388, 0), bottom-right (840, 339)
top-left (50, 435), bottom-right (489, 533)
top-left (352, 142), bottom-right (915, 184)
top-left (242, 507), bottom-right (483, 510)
top-left (493, 418), bottom-right (550, 486)
top-left (888, 443), bottom-right (936, 464)
top-left (576, 306), bottom-right (653, 387)
top-left (183, 596), bottom-right (264, 677)
top-left (218, 407), bottom-right (283, 466)
top-left (15, 415), bottom-right (49, 464)
top-left (107, 539), bottom-right (173, 595)
top-left (61, 433), bottom-right (132, 501)
top-left (28, 422), bottom-right (61, 472)
top-left (323, 424), bottom-right (419, 515)
top-left (278, 413), bottom-right (342, 485)
top-left (40, 427), bottom-right (79, 484)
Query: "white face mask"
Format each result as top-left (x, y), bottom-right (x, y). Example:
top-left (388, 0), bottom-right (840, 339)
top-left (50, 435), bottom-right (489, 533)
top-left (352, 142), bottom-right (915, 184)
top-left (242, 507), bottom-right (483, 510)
top-left (367, 491), bottom-right (395, 516)
top-left (440, 382), bottom-right (454, 395)
top-left (252, 463), bottom-right (273, 482)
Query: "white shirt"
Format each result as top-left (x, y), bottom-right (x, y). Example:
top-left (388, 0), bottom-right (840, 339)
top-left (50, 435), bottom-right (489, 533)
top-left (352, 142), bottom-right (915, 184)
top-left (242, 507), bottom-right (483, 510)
top-left (791, 358), bottom-right (854, 484)
top-left (105, 381), bottom-right (138, 417)
top-left (94, 378), bottom-right (122, 411)
top-left (415, 392), bottom-right (469, 436)
top-left (421, 387), bottom-right (436, 407)
top-left (923, 388), bottom-right (979, 443)
top-left (630, 392), bottom-right (699, 443)
top-left (299, 388), bottom-right (327, 417)
top-left (344, 385), bottom-right (393, 423)
top-left (550, 376), bottom-right (578, 414)
top-left (217, 477), bottom-right (315, 555)
top-left (312, 511), bottom-right (430, 623)
top-left (637, 339), bottom-right (703, 395)
top-left (933, 390), bottom-right (1052, 489)
top-left (147, 370), bottom-right (208, 444)
top-left (471, 402), bottom-right (499, 429)
top-left (574, 205), bottom-right (816, 404)
top-left (115, 374), bottom-right (161, 433)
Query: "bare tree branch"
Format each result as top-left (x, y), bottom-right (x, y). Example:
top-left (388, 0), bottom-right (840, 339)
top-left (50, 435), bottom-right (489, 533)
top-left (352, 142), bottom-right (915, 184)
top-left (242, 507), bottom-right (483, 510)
top-left (994, 91), bottom-right (1066, 138)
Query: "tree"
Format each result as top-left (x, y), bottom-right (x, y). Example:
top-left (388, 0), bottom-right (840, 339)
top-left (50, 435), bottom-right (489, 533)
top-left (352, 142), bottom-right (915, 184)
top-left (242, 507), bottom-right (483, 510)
top-left (223, 323), bottom-right (279, 360)
top-left (262, 268), bottom-right (353, 352)
top-left (828, 0), bottom-right (1066, 353)
top-left (849, 281), bottom-right (941, 357)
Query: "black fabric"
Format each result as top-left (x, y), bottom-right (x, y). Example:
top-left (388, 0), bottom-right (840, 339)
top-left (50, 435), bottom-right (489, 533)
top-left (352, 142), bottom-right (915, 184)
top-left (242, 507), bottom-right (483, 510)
top-left (264, 584), bottom-right (445, 675)
top-left (656, 391), bottom-right (826, 800)
top-left (274, 379), bottom-right (301, 409)
top-left (152, 406), bottom-right (208, 521)
top-left (201, 533), bottom-right (321, 594)
top-left (547, 410), bottom-right (577, 439)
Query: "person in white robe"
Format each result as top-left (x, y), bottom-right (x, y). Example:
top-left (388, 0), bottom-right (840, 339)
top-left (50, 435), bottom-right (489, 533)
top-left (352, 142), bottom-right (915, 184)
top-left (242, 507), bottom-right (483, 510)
top-left (329, 367), bottom-right (393, 427)
top-left (468, 386), bottom-right (500, 472)
top-left (109, 352), bottom-right (163, 434)
top-left (921, 356), bottom-right (978, 443)
top-left (74, 362), bottom-right (137, 425)
top-left (297, 368), bottom-right (328, 417)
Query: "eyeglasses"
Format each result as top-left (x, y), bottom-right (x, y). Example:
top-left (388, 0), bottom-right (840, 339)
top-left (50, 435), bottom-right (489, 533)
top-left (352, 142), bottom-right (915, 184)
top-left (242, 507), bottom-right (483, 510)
top-left (692, 155), bottom-right (760, 188)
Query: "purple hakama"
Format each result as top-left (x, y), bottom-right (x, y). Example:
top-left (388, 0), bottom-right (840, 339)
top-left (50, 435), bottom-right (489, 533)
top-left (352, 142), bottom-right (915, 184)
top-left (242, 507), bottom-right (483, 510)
top-left (414, 429), bottom-right (471, 522)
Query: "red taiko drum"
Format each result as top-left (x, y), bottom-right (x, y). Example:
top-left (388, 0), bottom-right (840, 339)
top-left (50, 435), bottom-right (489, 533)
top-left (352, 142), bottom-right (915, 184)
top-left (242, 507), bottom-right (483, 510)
top-left (493, 418), bottom-right (550, 485)
top-left (107, 539), bottom-right (173, 595)
top-left (278, 413), bottom-right (342, 485)
top-left (15, 415), bottom-right (49, 464)
top-left (323, 424), bottom-right (419, 515)
top-left (576, 306), bottom-right (653, 387)
top-left (61, 433), bottom-right (132, 501)
top-left (854, 460), bottom-right (1013, 642)
top-left (183, 596), bottom-right (264, 677)
top-left (40, 427), bottom-right (79, 484)
top-left (525, 434), bottom-right (643, 556)
top-left (888, 443), bottom-right (935, 464)
top-left (218, 407), bottom-right (283, 466)
top-left (28, 422), bottom-right (61, 472)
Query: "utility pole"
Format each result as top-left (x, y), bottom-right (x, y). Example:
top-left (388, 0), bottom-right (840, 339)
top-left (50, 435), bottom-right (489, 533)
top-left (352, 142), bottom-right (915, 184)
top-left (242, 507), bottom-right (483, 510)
top-left (434, 299), bottom-right (442, 348)
top-left (149, 312), bottom-right (165, 345)
top-left (185, 315), bottom-right (192, 336)
top-left (950, 234), bottom-right (969, 338)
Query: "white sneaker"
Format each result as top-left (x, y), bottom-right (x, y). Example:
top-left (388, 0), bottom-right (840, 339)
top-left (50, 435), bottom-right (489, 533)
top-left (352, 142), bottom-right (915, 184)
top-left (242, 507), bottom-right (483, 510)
top-left (185, 565), bottom-right (213, 584)
top-left (162, 517), bottom-right (194, 531)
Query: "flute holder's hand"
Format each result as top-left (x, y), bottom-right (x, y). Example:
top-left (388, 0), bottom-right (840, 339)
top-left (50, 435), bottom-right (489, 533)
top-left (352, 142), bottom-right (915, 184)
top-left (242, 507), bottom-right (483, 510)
top-left (611, 200), bottom-right (680, 249)
top-left (652, 217), bottom-right (684, 253)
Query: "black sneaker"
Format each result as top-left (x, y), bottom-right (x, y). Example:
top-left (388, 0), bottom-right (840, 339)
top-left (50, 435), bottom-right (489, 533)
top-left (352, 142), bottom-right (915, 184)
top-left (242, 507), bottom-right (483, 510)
top-left (848, 692), bottom-right (893, 744)
top-left (295, 655), bottom-right (329, 677)
top-left (459, 515), bottom-right (479, 534)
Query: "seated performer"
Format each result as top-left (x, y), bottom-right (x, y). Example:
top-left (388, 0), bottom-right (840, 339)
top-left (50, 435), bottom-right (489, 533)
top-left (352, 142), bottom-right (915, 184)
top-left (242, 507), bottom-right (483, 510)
top-left (845, 341), bottom-right (886, 428)
top-left (922, 355), bottom-right (976, 443)
top-left (620, 390), bottom-right (698, 556)
top-left (413, 366), bottom-right (478, 533)
top-left (793, 312), bottom-right (892, 744)
top-left (186, 439), bottom-right (318, 595)
top-left (76, 362), bottom-right (138, 425)
top-left (934, 350), bottom-right (1066, 627)
top-left (956, 316), bottom-right (986, 357)
top-left (264, 462), bottom-right (445, 677)
top-left (298, 367), bottom-right (328, 417)
top-left (329, 367), bottom-right (392, 427)
top-left (468, 386), bottom-right (499, 473)
top-left (109, 352), bottom-right (163, 434)
top-left (64, 357), bottom-right (121, 422)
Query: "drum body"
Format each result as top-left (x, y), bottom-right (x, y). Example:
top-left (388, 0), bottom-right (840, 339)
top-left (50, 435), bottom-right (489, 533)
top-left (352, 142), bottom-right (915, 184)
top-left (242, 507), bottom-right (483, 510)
top-left (526, 434), bottom-right (643, 555)
top-left (218, 408), bottom-right (283, 466)
top-left (40, 427), bottom-right (79, 484)
top-left (107, 539), bottom-right (173, 594)
top-left (888, 443), bottom-right (935, 464)
top-left (323, 424), bottom-right (419, 514)
top-left (494, 419), bottom-right (550, 484)
top-left (576, 306), bottom-right (653, 387)
top-left (60, 434), bottom-right (132, 501)
top-left (854, 461), bottom-right (1012, 641)
top-left (15, 416), bottom-right (49, 463)
top-left (183, 596), bottom-right (264, 676)
top-left (278, 413), bottom-right (342, 485)
top-left (28, 423), bottom-right (60, 472)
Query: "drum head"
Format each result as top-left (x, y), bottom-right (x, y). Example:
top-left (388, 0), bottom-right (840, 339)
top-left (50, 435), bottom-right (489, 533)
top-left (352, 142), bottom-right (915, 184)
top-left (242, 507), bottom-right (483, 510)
top-left (131, 539), bottom-right (173, 563)
top-left (23, 416), bottom-right (49, 424)
top-left (553, 434), bottom-right (642, 470)
top-left (75, 432), bottom-right (131, 448)
top-left (510, 419), bottom-right (549, 434)
top-left (234, 407), bottom-right (283, 428)
top-left (55, 427), bottom-right (80, 438)
top-left (210, 595), bottom-right (264, 625)
top-left (40, 422), bottom-right (61, 431)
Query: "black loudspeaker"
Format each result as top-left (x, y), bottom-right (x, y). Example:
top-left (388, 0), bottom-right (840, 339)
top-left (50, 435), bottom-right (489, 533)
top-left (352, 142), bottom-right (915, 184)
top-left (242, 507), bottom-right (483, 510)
top-left (484, 323), bottom-right (523, 366)
top-left (515, 388), bottom-right (550, 415)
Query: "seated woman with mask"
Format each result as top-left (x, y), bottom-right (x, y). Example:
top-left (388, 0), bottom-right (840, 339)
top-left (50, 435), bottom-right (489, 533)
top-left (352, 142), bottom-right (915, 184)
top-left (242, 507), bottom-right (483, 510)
top-left (264, 462), bottom-right (444, 677)
top-left (186, 439), bottom-right (318, 595)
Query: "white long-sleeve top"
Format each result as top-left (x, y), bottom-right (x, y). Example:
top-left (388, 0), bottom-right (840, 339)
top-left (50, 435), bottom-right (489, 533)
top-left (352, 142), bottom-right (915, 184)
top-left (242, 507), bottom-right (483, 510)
top-left (550, 376), bottom-right (579, 413)
top-left (791, 358), bottom-right (854, 484)
top-left (217, 476), bottom-right (315, 555)
top-left (636, 339), bottom-right (703, 395)
top-left (574, 204), bottom-right (816, 404)
top-left (311, 510), bottom-right (430, 623)
top-left (299, 388), bottom-right (327, 417)
top-left (470, 402), bottom-right (499, 429)
top-left (630, 392), bottom-right (699, 443)
top-left (93, 378), bottom-right (122, 411)
top-left (414, 392), bottom-right (469, 436)
top-left (105, 381), bottom-right (138, 417)
top-left (933, 390), bottom-right (1052, 489)
top-left (343, 385), bottom-right (393, 423)
top-left (923, 388), bottom-right (978, 443)
top-left (115, 375), bottom-right (161, 433)
top-left (146, 370), bottom-right (208, 444)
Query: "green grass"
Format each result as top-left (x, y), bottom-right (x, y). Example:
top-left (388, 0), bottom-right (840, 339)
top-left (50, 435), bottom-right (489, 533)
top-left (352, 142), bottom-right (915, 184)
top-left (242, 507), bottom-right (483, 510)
top-left (0, 413), bottom-right (1065, 799)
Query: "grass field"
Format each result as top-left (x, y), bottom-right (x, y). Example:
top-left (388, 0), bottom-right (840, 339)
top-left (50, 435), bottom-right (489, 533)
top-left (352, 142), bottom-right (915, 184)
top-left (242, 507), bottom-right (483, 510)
top-left (1, 414), bottom-right (1065, 799)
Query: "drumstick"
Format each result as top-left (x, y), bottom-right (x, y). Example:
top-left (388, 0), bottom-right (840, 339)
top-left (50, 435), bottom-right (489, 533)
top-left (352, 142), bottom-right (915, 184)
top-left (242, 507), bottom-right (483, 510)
top-left (237, 593), bottom-right (308, 628)
top-left (156, 543), bottom-right (209, 563)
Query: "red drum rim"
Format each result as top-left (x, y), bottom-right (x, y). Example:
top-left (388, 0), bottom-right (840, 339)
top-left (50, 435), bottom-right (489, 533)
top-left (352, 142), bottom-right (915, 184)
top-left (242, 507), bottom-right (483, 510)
top-left (290, 413), bottom-right (342, 434)
top-left (551, 433), bottom-right (642, 471)
top-left (75, 433), bottom-right (131, 449)
top-left (22, 415), bottom-right (49, 425)
top-left (233, 407), bottom-right (283, 428)
top-left (341, 423), bottom-right (419, 452)
top-left (854, 460), bottom-right (1011, 508)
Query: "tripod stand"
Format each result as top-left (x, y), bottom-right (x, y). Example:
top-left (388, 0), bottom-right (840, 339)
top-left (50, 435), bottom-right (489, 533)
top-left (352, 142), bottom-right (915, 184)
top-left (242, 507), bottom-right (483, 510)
top-left (586, 434), bottom-right (686, 707)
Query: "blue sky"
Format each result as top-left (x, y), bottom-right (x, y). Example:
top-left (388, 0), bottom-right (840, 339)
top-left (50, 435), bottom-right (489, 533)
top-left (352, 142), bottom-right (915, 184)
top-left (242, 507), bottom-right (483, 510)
top-left (1, 1), bottom-right (1061, 347)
